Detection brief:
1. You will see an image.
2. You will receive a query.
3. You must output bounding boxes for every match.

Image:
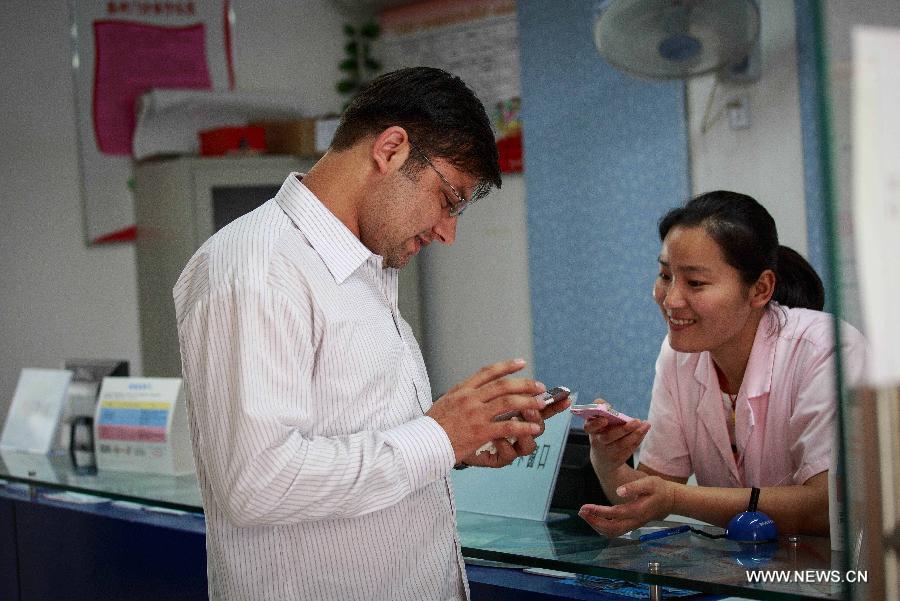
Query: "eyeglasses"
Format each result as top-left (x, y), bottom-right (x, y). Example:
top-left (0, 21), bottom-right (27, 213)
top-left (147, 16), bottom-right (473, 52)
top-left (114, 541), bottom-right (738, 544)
top-left (409, 142), bottom-right (484, 217)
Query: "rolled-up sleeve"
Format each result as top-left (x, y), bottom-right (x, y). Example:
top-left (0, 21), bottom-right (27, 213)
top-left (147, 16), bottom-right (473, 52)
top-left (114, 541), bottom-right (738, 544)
top-left (789, 343), bottom-right (836, 485)
top-left (639, 340), bottom-right (693, 479)
top-left (790, 322), bottom-right (868, 485)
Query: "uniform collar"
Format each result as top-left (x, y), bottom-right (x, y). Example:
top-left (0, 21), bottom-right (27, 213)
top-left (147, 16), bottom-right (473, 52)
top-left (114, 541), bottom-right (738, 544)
top-left (274, 173), bottom-right (373, 284)
top-left (691, 307), bottom-right (779, 486)
top-left (737, 307), bottom-right (778, 400)
top-left (692, 307), bottom-right (778, 400)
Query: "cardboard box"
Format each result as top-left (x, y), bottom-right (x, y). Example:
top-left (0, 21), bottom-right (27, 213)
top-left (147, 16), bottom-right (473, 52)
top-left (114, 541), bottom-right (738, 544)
top-left (252, 118), bottom-right (341, 156)
top-left (252, 119), bottom-right (317, 156)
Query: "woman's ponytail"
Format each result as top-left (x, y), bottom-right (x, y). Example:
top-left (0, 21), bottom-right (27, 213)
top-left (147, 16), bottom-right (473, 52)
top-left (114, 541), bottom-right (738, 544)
top-left (772, 245), bottom-right (824, 310)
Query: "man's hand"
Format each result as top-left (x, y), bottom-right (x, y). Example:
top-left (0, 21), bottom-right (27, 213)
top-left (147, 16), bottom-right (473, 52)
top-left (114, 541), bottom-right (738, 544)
top-left (427, 359), bottom-right (559, 465)
top-left (578, 475), bottom-right (676, 538)
top-left (522, 389), bottom-right (572, 428)
top-left (458, 436), bottom-right (530, 468)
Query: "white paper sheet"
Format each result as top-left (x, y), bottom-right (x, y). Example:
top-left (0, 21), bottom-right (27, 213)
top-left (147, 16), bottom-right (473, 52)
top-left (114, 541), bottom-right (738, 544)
top-left (852, 26), bottom-right (900, 386)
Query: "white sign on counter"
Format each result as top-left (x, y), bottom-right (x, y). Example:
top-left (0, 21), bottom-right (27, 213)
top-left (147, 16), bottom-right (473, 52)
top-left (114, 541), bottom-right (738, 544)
top-left (0, 368), bottom-right (73, 454)
top-left (94, 377), bottom-right (194, 476)
top-left (451, 397), bottom-right (573, 521)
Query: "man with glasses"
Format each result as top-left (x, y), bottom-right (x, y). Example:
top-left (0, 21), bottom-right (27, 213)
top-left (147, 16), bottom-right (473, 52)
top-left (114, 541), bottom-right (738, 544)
top-left (174, 67), bottom-right (569, 601)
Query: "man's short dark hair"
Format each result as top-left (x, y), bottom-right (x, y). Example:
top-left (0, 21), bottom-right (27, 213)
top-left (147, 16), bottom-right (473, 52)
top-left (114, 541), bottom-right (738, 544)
top-left (330, 67), bottom-right (501, 193)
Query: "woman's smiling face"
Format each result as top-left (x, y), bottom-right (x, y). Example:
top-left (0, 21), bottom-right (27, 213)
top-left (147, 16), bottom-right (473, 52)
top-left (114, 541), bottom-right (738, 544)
top-left (652, 225), bottom-right (759, 357)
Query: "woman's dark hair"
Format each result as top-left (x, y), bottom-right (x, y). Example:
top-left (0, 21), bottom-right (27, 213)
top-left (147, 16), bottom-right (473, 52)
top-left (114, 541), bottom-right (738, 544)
top-left (330, 66), bottom-right (501, 195)
top-left (658, 191), bottom-right (824, 311)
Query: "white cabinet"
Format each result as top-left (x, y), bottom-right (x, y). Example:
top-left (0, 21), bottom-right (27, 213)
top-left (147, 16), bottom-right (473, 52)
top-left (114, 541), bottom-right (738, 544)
top-left (134, 156), bottom-right (425, 378)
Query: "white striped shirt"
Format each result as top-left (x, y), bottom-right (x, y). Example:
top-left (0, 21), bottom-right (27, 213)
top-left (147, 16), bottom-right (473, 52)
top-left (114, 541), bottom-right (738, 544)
top-left (174, 174), bottom-right (466, 601)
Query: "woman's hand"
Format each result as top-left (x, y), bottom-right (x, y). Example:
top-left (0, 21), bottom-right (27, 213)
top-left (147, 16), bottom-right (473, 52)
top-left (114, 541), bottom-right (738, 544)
top-left (584, 405), bottom-right (651, 478)
top-left (578, 475), bottom-right (677, 538)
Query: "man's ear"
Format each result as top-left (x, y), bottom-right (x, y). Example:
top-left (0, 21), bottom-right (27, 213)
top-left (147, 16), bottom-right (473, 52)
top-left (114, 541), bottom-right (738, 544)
top-left (750, 269), bottom-right (776, 308)
top-left (371, 126), bottom-right (410, 174)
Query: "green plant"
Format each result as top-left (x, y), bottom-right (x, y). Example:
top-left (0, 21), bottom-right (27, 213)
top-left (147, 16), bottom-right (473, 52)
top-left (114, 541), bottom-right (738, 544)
top-left (337, 21), bottom-right (382, 106)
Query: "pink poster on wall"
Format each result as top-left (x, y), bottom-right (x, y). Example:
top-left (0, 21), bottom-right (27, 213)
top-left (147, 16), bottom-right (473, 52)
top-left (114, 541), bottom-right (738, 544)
top-left (93, 20), bottom-right (212, 155)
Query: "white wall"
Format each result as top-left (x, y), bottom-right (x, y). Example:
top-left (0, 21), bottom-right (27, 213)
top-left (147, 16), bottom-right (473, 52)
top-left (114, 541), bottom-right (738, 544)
top-left (687, 0), bottom-right (808, 255)
top-left (420, 174), bottom-right (535, 397)
top-left (0, 6), bottom-right (141, 423)
top-left (230, 2), bottom-right (346, 115)
top-left (0, 1), bottom-right (346, 422)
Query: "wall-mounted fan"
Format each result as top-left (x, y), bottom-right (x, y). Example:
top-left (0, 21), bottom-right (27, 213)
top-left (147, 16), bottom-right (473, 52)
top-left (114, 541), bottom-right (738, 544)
top-left (593, 0), bottom-right (760, 81)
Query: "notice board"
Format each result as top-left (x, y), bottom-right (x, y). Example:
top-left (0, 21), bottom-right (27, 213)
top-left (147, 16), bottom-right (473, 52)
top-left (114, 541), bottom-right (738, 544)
top-left (377, 0), bottom-right (523, 172)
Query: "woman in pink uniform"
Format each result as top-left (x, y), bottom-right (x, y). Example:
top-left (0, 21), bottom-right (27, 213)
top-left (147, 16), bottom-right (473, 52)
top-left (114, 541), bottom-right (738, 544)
top-left (580, 191), bottom-right (866, 537)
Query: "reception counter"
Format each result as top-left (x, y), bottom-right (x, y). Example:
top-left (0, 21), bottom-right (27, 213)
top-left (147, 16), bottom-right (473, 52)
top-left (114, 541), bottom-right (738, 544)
top-left (0, 451), bottom-right (846, 600)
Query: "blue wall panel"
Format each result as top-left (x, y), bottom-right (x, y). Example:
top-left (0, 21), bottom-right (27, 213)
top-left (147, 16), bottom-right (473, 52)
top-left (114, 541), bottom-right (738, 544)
top-left (517, 0), bottom-right (689, 418)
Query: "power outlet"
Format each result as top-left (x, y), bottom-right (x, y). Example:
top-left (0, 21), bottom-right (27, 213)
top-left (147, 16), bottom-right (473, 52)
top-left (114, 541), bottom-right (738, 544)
top-left (726, 96), bottom-right (752, 130)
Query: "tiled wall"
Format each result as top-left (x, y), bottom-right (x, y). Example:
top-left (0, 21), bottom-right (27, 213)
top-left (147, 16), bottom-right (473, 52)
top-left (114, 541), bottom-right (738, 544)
top-left (517, 0), bottom-right (689, 418)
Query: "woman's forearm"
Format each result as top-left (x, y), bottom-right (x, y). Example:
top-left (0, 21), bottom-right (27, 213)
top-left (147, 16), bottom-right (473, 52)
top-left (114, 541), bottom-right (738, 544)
top-left (596, 464), bottom-right (648, 505)
top-left (671, 472), bottom-right (829, 535)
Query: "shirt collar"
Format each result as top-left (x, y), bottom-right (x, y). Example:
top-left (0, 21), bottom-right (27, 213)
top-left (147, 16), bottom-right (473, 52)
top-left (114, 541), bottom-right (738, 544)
top-left (274, 173), bottom-right (373, 284)
top-left (741, 306), bottom-right (778, 399)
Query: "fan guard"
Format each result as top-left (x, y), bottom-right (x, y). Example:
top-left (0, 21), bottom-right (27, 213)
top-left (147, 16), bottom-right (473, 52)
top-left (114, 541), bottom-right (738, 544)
top-left (593, 0), bottom-right (760, 80)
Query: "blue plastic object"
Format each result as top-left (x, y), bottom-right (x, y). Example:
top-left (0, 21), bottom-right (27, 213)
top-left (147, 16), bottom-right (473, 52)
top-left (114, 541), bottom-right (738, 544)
top-left (725, 487), bottom-right (778, 543)
top-left (726, 510), bottom-right (778, 543)
top-left (730, 541), bottom-right (779, 568)
top-left (658, 35), bottom-right (702, 62)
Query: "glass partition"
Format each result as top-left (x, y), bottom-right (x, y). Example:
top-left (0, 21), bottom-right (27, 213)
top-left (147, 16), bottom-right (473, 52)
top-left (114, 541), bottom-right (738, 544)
top-left (2, 451), bottom-right (842, 600)
top-left (819, 3), bottom-right (900, 601)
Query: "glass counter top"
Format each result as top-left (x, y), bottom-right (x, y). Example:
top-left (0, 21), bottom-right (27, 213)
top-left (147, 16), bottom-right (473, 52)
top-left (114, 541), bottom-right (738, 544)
top-left (0, 450), bottom-right (846, 600)
top-left (456, 511), bottom-right (846, 600)
top-left (0, 450), bottom-right (202, 512)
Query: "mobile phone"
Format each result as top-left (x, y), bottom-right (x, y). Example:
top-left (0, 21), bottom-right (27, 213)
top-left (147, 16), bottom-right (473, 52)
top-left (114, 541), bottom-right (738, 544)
top-left (494, 386), bottom-right (571, 422)
top-left (475, 386), bottom-right (571, 456)
top-left (570, 402), bottom-right (633, 425)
